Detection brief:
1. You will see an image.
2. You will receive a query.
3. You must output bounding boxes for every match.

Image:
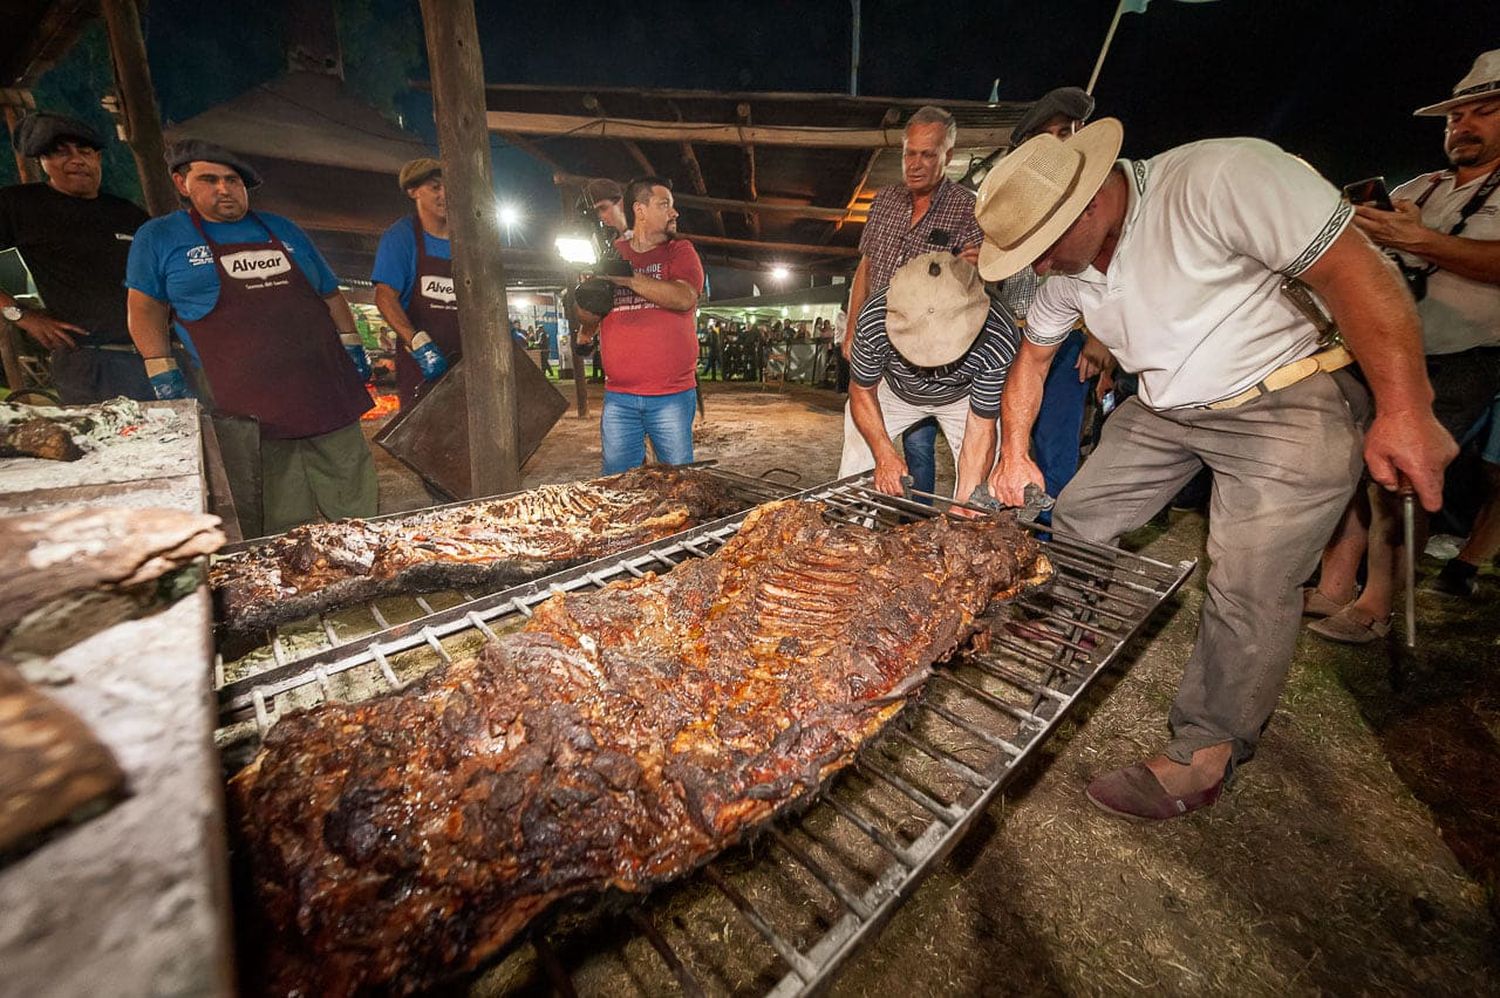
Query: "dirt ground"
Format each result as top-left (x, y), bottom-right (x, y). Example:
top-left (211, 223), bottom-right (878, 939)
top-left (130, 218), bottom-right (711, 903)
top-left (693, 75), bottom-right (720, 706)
top-left (365, 378), bottom-right (1500, 996)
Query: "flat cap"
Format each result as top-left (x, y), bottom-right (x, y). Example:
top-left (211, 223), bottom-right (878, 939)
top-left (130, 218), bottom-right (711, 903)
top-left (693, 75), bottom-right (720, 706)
top-left (15, 112), bottom-right (104, 157)
top-left (398, 156), bottom-right (442, 191)
top-left (1010, 87), bottom-right (1096, 145)
top-left (164, 139), bottom-right (262, 189)
top-left (583, 177), bottom-right (623, 204)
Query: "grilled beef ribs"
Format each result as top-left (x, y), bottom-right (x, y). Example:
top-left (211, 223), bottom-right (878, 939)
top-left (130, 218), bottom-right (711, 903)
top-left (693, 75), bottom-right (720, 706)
top-left (211, 466), bottom-right (746, 633)
top-left (231, 500), bottom-right (1052, 996)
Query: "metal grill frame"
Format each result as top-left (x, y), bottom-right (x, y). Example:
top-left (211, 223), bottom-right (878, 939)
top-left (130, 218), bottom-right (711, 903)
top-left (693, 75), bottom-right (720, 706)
top-left (213, 462), bottom-right (798, 695)
top-left (216, 474), bottom-right (1195, 996)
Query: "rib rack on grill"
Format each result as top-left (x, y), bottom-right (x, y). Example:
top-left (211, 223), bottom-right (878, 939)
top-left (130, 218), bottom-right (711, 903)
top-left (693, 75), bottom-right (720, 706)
top-left (230, 500), bottom-right (1052, 997)
top-left (210, 466), bottom-right (746, 633)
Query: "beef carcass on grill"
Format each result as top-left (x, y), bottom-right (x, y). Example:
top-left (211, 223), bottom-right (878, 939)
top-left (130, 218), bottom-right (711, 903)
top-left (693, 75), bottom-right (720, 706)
top-left (210, 466), bottom-right (746, 633)
top-left (230, 499), bottom-right (1053, 996)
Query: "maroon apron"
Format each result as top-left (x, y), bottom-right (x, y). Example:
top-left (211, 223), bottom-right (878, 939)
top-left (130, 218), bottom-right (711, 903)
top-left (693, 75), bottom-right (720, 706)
top-left (395, 214), bottom-right (462, 409)
top-left (181, 210), bottom-right (371, 440)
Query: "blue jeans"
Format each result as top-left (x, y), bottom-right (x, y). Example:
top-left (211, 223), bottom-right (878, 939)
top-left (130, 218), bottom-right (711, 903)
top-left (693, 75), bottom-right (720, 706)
top-left (902, 417), bottom-right (939, 504)
top-left (1032, 329), bottom-right (1090, 527)
top-left (601, 388), bottom-right (697, 473)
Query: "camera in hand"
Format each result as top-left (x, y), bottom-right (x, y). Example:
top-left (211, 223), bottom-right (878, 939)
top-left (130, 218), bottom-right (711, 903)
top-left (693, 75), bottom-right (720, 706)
top-left (1343, 176), bottom-right (1430, 302)
top-left (562, 197), bottom-right (633, 330)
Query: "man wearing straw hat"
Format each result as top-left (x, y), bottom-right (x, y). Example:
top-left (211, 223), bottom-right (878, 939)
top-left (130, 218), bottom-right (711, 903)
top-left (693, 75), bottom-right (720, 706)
top-left (976, 119), bottom-right (1455, 820)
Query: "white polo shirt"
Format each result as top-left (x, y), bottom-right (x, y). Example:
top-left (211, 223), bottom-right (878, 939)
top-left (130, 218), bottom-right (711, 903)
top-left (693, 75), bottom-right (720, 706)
top-left (1027, 138), bottom-right (1352, 410)
top-left (1390, 167), bottom-right (1500, 355)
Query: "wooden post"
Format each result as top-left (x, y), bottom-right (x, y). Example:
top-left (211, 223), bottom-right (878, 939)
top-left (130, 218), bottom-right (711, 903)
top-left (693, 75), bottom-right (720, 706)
top-left (2, 105), bottom-right (41, 183)
top-left (418, 0), bottom-right (519, 494)
top-left (556, 183), bottom-right (590, 419)
top-left (99, 0), bottom-right (177, 217)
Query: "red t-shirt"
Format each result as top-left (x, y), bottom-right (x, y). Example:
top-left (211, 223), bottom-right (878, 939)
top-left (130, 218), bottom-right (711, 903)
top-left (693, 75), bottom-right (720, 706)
top-left (600, 236), bottom-right (704, 395)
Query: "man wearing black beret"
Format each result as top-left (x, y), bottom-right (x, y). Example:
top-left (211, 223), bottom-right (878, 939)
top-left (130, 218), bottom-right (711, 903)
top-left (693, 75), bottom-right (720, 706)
top-left (0, 111), bottom-right (152, 402)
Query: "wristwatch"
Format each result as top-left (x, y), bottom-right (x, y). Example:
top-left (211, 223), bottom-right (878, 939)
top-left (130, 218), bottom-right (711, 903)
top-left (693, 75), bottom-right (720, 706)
top-left (1, 304), bottom-right (22, 323)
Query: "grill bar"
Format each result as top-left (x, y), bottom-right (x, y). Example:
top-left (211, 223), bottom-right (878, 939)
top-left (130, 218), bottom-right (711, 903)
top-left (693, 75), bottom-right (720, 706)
top-left (216, 473), bottom-right (1193, 995)
top-left (213, 465), bottom-right (792, 694)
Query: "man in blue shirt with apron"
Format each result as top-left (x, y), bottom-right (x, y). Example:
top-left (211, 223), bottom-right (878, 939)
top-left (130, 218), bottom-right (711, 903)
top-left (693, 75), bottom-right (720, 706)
top-left (371, 157), bottom-right (457, 411)
top-left (125, 140), bottom-right (376, 537)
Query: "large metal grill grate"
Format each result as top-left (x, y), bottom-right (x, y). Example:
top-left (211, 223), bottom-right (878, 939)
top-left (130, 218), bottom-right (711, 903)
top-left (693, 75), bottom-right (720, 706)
top-left (212, 463), bottom-right (798, 696)
top-left (215, 474), bottom-right (1194, 995)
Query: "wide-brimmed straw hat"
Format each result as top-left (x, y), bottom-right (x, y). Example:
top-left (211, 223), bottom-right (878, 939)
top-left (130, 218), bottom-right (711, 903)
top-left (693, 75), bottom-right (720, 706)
top-left (884, 252), bottom-right (991, 368)
top-left (1415, 49), bottom-right (1500, 116)
top-left (974, 118), bottom-right (1124, 282)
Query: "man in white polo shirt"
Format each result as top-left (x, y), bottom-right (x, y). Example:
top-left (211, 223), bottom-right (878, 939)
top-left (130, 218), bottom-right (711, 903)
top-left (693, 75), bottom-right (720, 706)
top-left (977, 120), bottom-right (1455, 821)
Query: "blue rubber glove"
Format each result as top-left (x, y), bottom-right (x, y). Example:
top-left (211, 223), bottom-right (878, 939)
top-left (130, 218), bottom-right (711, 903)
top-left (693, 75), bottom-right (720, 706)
top-left (144, 357), bottom-right (194, 400)
top-left (340, 332), bottom-right (371, 381)
top-left (410, 330), bottom-right (448, 381)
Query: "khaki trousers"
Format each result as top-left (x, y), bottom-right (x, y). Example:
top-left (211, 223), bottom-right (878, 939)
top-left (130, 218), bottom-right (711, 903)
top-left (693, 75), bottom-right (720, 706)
top-left (1053, 371), bottom-right (1367, 764)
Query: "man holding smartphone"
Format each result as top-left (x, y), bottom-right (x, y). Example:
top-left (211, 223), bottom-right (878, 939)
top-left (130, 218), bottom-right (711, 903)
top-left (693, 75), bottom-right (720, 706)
top-left (1308, 49), bottom-right (1500, 634)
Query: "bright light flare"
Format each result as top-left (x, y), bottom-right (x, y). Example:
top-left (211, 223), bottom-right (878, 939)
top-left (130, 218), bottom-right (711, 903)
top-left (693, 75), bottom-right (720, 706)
top-left (498, 204), bottom-right (522, 228)
top-left (555, 236), bottom-right (598, 265)
top-left (770, 265), bottom-right (790, 281)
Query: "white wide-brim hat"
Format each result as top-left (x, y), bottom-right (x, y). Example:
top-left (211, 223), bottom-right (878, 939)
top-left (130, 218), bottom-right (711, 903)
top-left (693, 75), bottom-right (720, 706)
top-left (974, 117), bottom-right (1124, 282)
top-left (1415, 49), bottom-right (1500, 116)
top-left (885, 251), bottom-right (991, 369)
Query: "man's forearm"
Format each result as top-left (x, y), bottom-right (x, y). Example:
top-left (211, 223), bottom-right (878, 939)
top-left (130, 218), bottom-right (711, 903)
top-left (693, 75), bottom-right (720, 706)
top-left (1303, 229), bottom-right (1432, 415)
top-left (373, 285), bottom-right (419, 347)
top-left (849, 383), bottom-right (898, 462)
top-left (954, 415), bottom-right (997, 498)
top-left (1404, 233), bottom-right (1500, 286)
top-left (624, 275), bottom-right (697, 311)
top-left (126, 289), bottom-right (173, 358)
top-left (999, 340), bottom-right (1058, 458)
top-left (324, 293), bottom-right (357, 336)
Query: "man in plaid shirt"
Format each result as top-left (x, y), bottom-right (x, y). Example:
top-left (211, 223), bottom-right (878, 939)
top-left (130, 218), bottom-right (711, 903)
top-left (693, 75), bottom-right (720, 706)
top-left (842, 106), bottom-right (983, 498)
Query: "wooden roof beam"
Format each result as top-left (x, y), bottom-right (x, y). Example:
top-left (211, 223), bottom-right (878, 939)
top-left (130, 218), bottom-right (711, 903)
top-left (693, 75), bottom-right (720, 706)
top-left (822, 107), bottom-right (900, 244)
top-left (485, 110), bottom-right (1010, 149)
top-left (667, 99), bottom-right (724, 237)
top-left (549, 172), bottom-right (867, 223)
top-left (736, 102), bottom-right (761, 239)
top-left (583, 93), bottom-right (657, 177)
top-left (687, 232), bottom-right (860, 259)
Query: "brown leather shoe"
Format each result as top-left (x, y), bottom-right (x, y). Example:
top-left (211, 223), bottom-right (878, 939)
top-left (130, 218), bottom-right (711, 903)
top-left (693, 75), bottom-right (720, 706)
top-left (1085, 761), bottom-right (1232, 821)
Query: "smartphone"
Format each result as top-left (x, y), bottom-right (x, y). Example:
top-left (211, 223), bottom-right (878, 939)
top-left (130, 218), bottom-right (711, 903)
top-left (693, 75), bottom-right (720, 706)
top-left (1343, 176), bottom-right (1393, 211)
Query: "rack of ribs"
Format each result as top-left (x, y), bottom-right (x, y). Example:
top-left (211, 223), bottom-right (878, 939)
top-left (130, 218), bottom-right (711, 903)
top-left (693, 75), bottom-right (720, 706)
top-left (230, 499), bottom-right (1052, 996)
top-left (210, 466), bottom-right (748, 634)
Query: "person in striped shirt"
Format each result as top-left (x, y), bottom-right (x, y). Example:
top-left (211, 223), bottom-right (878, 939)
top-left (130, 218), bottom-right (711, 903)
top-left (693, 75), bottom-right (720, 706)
top-left (839, 252), bottom-right (1020, 504)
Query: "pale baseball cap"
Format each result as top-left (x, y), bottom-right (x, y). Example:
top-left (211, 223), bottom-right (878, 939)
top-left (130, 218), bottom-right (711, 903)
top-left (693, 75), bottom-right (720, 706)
top-left (884, 252), bottom-right (991, 369)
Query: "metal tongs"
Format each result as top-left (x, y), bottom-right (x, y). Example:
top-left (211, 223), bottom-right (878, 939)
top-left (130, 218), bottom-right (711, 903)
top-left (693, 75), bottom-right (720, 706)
top-left (967, 482), bottom-right (1055, 524)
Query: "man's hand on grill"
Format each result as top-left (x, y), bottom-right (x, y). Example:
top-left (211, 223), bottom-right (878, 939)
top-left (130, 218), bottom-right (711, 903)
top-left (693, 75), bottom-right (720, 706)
top-left (872, 455), bottom-right (910, 498)
top-left (987, 453), bottom-right (1046, 510)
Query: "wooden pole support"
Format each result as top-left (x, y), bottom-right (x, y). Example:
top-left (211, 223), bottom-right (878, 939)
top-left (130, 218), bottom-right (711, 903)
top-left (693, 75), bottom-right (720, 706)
top-left (99, 0), bottom-right (178, 217)
top-left (418, 0), bottom-right (519, 494)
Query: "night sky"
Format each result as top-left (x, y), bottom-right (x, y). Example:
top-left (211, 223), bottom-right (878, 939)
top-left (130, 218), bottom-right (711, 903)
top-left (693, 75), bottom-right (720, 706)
top-left (12, 0), bottom-right (1500, 274)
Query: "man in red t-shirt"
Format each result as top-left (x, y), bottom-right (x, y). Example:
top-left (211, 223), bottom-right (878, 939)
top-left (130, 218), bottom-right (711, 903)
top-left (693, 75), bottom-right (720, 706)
top-left (578, 176), bottom-right (704, 473)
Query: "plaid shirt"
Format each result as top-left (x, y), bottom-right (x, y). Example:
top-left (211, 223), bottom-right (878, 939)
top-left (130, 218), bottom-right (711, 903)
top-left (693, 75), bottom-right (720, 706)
top-left (858, 179), bottom-right (984, 292)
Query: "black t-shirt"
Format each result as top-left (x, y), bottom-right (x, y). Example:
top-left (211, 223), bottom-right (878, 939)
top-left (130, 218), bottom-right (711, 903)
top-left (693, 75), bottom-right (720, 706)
top-left (0, 182), bottom-right (149, 346)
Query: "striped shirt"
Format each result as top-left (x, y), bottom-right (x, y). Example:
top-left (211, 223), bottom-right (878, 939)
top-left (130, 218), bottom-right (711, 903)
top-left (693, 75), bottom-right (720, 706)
top-left (851, 289), bottom-right (1020, 418)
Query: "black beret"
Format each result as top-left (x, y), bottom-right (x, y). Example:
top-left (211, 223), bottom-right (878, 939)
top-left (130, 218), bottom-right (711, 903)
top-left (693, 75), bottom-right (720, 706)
top-left (1010, 87), bottom-right (1096, 146)
top-left (15, 112), bottom-right (104, 157)
top-left (163, 139), bottom-right (263, 189)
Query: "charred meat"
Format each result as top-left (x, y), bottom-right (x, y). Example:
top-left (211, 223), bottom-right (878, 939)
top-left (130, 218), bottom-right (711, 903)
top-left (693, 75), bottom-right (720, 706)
top-left (231, 500), bottom-right (1052, 996)
top-left (210, 466), bottom-right (746, 633)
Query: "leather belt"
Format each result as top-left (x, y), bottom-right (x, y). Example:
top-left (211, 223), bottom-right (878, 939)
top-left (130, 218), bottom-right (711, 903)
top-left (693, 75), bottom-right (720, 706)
top-left (1204, 345), bottom-right (1354, 411)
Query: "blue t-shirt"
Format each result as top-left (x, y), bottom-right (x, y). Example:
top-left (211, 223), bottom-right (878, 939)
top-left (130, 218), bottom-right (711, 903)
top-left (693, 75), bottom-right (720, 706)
top-left (371, 216), bottom-right (452, 310)
top-left (125, 210), bottom-right (340, 348)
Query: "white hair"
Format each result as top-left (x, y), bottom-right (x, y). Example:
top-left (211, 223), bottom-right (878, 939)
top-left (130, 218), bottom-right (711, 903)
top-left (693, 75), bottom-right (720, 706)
top-left (905, 105), bottom-right (958, 151)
